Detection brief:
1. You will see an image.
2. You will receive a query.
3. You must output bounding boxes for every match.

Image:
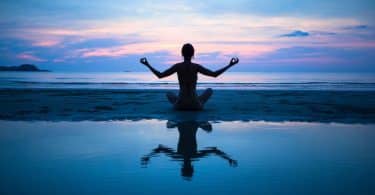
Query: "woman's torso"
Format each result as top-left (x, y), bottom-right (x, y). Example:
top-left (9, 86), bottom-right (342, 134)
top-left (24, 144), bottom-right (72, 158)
top-left (175, 62), bottom-right (201, 109)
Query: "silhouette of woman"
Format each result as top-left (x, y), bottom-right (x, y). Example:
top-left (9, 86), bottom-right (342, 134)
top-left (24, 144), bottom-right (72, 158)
top-left (141, 121), bottom-right (237, 180)
top-left (140, 43), bottom-right (239, 110)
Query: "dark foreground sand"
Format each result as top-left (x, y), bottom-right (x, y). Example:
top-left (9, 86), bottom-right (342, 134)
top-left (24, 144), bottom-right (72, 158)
top-left (0, 89), bottom-right (374, 123)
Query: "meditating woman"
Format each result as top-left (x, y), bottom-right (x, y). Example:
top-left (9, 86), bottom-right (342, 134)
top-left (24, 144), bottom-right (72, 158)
top-left (140, 43), bottom-right (239, 110)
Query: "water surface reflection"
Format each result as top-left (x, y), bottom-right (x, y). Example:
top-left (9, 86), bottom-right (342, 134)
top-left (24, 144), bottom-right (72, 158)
top-left (141, 120), bottom-right (237, 180)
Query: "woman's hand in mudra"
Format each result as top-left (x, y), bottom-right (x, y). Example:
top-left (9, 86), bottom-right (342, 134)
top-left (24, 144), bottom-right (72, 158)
top-left (229, 57), bottom-right (239, 66)
top-left (140, 57), bottom-right (150, 66)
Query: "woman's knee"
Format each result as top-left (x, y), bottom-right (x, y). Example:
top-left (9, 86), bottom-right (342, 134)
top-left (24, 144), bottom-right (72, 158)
top-left (166, 92), bottom-right (177, 104)
top-left (204, 88), bottom-right (213, 96)
top-left (206, 88), bottom-right (213, 93)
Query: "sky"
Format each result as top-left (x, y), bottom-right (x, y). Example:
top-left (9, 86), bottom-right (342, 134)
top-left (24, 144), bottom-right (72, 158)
top-left (0, 0), bottom-right (374, 72)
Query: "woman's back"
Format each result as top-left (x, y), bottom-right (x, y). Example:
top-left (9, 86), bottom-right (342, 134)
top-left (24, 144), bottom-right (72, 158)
top-left (174, 62), bottom-right (202, 109)
top-left (176, 61), bottom-right (198, 97)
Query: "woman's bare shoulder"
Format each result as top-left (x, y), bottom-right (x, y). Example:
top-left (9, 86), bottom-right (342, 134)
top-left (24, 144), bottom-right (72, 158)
top-left (191, 62), bottom-right (202, 67)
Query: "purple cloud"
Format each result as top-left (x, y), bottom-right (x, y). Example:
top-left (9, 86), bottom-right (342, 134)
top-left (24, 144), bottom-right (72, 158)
top-left (344, 25), bottom-right (368, 30)
top-left (280, 30), bottom-right (309, 37)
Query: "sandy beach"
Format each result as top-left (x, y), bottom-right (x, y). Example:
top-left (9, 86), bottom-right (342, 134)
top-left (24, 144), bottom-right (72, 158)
top-left (1, 89), bottom-right (374, 123)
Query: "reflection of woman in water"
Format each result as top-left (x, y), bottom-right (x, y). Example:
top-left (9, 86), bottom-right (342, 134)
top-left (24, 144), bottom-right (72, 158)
top-left (140, 43), bottom-right (239, 110)
top-left (141, 121), bottom-right (237, 180)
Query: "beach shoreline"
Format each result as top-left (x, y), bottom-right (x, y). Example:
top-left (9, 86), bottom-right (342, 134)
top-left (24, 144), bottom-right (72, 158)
top-left (1, 88), bottom-right (374, 123)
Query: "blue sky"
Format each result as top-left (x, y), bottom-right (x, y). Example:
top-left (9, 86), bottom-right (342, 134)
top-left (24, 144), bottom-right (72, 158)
top-left (0, 0), bottom-right (374, 72)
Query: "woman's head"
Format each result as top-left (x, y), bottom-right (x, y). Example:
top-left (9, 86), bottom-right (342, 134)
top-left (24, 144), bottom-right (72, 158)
top-left (181, 43), bottom-right (194, 60)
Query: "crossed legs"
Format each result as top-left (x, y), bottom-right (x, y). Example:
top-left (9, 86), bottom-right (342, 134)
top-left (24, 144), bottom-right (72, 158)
top-left (198, 88), bottom-right (213, 105)
top-left (166, 88), bottom-right (213, 107)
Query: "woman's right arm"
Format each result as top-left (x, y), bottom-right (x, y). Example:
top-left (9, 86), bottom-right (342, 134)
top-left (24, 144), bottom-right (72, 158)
top-left (197, 57), bottom-right (239, 77)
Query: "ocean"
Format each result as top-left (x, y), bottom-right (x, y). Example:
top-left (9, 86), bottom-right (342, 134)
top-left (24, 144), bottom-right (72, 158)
top-left (1, 72), bottom-right (375, 90)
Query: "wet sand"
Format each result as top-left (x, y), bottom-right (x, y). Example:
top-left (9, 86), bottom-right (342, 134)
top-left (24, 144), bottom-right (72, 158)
top-left (1, 89), bottom-right (374, 123)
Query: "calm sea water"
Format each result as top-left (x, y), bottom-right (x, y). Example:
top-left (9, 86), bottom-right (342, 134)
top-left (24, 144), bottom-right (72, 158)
top-left (0, 72), bottom-right (374, 90)
top-left (0, 120), bottom-right (374, 194)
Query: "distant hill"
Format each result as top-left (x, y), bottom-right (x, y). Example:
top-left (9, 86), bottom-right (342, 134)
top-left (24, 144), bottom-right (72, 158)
top-left (0, 64), bottom-right (49, 72)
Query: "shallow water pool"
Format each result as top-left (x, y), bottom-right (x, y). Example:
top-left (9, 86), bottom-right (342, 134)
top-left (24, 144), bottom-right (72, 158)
top-left (0, 120), bottom-right (374, 194)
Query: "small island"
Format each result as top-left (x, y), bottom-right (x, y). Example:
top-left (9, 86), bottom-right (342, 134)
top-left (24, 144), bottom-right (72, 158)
top-left (0, 64), bottom-right (49, 72)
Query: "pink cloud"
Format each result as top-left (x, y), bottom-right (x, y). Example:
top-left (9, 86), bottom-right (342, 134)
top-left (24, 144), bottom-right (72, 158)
top-left (268, 57), bottom-right (345, 64)
top-left (16, 52), bottom-right (46, 62)
top-left (79, 43), bottom-right (175, 58)
top-left (32, 40), bottom-right (61, 47)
